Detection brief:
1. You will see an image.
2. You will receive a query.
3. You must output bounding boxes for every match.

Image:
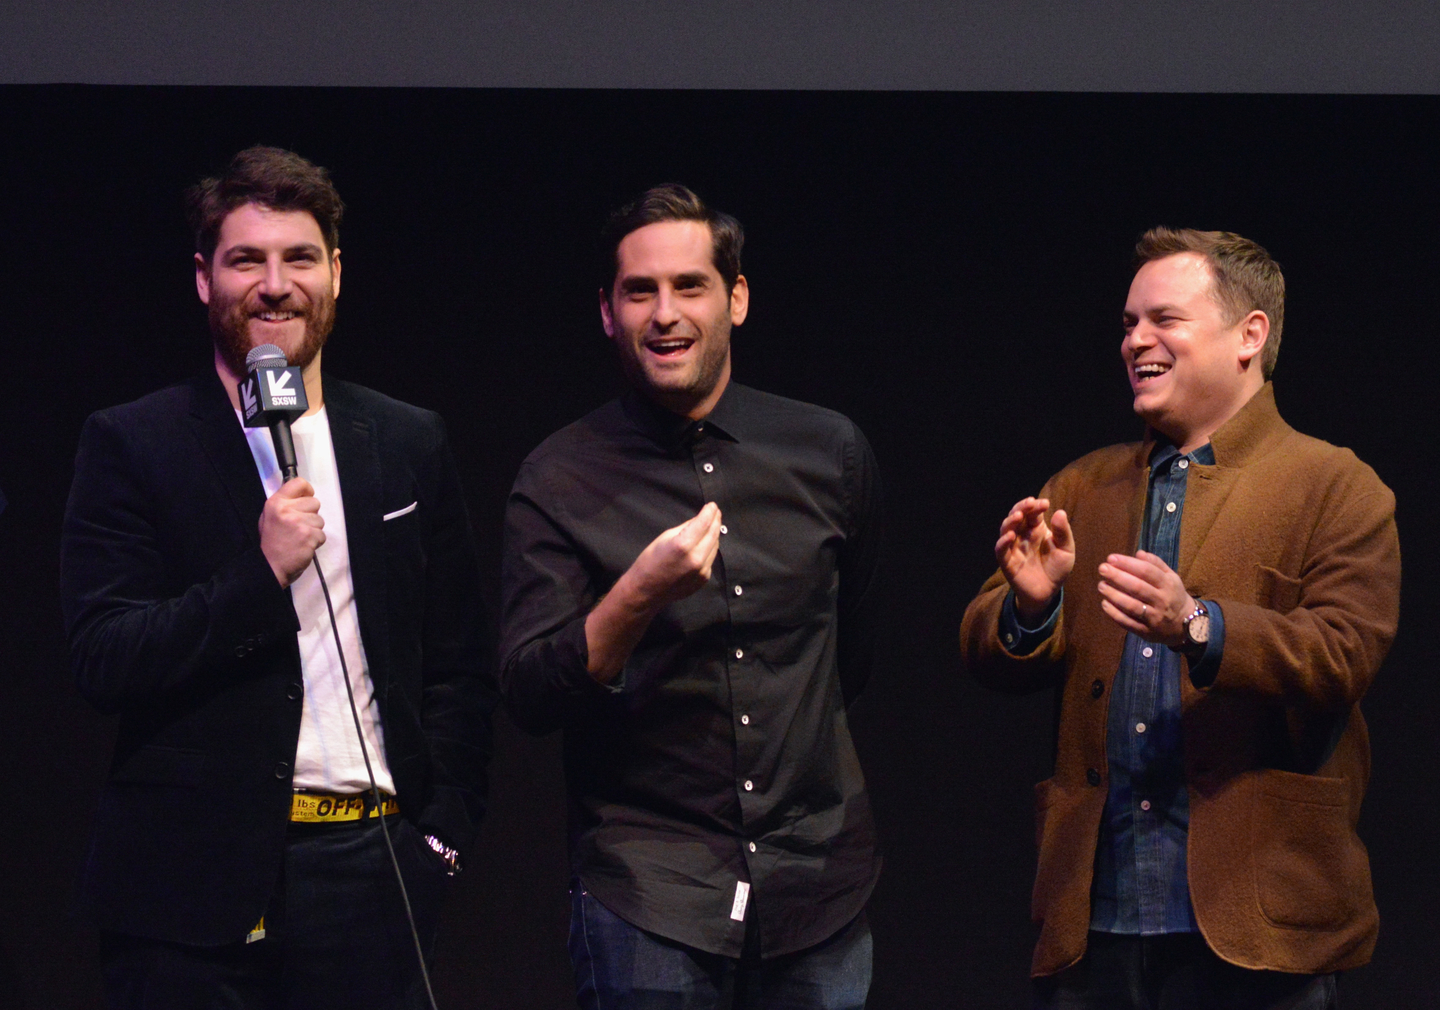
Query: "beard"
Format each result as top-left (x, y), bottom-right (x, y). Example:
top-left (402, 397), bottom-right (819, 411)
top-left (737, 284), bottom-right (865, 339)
top-left (616, 320), bottom-right (733, 407)
top-left (211, 289), bottom-right (336, 377)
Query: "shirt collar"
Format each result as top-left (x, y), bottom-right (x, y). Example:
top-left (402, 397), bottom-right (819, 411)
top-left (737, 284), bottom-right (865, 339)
top-left (1148, 438), bottom-right (1216, 473)
top-left (621, 382), bottom-right (746, 453)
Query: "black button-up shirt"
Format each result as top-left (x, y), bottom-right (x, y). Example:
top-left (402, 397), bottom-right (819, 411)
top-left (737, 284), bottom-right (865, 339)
top-left (500, 382), bottom-right (883, 958)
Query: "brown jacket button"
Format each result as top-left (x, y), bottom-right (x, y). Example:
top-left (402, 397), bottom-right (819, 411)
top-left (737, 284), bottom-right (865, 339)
top-left (1090, 680), bottom-right (1104, 699)
top-left (1086, 768), bottom-right (1102, 786)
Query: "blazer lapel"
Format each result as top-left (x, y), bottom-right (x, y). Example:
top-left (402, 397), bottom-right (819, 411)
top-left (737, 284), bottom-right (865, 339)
top-left (325, 382), bottom-right (393, 694)
top-left (187, 373), bottom-right (267, 541)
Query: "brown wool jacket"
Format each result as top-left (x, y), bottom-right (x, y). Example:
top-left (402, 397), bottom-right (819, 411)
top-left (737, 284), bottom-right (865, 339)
top-left (960, 384), bottom-right (1400, 977)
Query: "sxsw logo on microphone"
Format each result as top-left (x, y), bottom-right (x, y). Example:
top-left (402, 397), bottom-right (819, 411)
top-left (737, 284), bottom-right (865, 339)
top-left (241, 366), bottom-right (308, 426)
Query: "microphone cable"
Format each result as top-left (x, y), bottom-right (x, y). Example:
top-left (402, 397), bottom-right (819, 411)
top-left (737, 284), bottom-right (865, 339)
top-left (301, 485), bottom-right (442, 1010)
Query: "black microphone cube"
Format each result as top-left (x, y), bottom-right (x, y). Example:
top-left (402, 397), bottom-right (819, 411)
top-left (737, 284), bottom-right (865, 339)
top-left (241, 366), bottom-right (309, 427)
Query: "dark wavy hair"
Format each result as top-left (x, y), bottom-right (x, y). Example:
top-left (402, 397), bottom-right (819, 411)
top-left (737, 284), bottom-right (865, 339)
top-left (600, 183), bottom-right (744, 295)
top-left (186, 146), bottom-right (344, 261)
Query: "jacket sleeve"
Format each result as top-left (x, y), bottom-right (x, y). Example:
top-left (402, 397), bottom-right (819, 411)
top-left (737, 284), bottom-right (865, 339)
top-left (958, 477), bottom-right (1069, 696)
top-left (60, 409), bottom-right (299, 714)
top-left (412, 418), bottom-right (497, 852)
top-left (1204, 468), bottom-right (1400, 711)
top-left (497, 464), bottom-right (615, 736)
top-left (836, 422), bottom-right (884, 707)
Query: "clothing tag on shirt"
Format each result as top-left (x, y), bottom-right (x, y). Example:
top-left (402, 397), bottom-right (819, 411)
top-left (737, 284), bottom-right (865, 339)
top-left (730, 881), bottom-right (751, 922)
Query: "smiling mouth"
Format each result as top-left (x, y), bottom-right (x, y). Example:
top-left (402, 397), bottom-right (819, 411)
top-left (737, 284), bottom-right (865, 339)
top-left (645, 338), bottom-right (695, 358)
top-left (254, 310), bottom-right (303, 323)
top-left (1133, 362), bottom-right (1171, 384)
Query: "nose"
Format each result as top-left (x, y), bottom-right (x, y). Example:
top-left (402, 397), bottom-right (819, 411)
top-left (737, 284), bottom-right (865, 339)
top-left (653, 285), bottom-right (682, 329)
top-left (1123, 320), bottom-right (1154, 359)
top-left (260, 257), bottom-right (293, 300)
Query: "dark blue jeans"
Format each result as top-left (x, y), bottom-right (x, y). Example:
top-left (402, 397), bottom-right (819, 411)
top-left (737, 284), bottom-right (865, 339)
top-left (1035, 932), bottom-right (1339, 1010)
top-left (100, 817), bottom-right (451, 1010)
top-left (569, 886), bottom-right (872, 1010)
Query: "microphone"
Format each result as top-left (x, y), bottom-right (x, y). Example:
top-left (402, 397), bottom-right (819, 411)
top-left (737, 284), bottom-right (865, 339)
top-left (241, 344), bottom-right (309, 481)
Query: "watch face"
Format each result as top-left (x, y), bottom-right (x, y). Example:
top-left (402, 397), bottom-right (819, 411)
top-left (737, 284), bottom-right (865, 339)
top-left (1187, 613), bottom-right (1210, 646)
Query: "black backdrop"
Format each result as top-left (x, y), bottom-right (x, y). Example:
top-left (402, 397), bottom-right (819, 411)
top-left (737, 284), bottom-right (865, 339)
top-left (0, 87), bottom-right (1435, 1008)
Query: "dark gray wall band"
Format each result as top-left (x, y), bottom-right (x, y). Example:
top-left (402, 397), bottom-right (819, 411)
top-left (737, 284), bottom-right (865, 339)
top-left (2, 0), bottom-right (1437, 91)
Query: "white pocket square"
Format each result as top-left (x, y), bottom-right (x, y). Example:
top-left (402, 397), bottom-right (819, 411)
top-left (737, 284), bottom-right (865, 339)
top-left (383, 502), bottom-right (418, 521)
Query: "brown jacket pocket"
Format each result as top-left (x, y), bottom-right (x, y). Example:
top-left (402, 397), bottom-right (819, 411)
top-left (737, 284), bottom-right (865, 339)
top-left (1252, 769), bottom-right (1370, 931)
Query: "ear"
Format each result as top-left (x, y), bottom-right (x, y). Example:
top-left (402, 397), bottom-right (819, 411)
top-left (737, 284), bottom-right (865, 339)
top-left (598, 288), bottom-right (617, 340)
top-left (330, 247), bottom-right (342, 299)
top-left (1236, 310), bottom-right (1269, 367)
top-left (729, 275), bottom-right (750, 327)
top-left (195, 253), bottom-right (212, 305)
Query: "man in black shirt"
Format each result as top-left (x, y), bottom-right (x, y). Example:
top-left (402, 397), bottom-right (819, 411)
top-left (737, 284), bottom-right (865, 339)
top-left (500, 185), bottom-right (882, 1009)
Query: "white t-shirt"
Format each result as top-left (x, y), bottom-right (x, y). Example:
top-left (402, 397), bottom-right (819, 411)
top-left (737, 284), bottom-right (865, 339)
top-left (238, 406), bottom-right (396, 795)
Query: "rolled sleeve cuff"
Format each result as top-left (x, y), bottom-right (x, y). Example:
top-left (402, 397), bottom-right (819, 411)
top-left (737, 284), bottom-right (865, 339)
top-left (1000, 589), bottom-right (1062, 656)
top-left (553, 616), bottom-right (625, 695)
top-left (1186, 600), bottom-right (1226, 688)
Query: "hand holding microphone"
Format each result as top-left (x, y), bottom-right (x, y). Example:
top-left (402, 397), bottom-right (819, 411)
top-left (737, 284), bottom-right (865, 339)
top-left (261, 478), bottom-right (326, 587)
top-left (243, 344), bottom-right (321, 587)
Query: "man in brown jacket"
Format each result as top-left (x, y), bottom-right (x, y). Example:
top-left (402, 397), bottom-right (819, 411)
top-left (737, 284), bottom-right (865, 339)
top-left (960, 229), bottom-right (1399, 1009)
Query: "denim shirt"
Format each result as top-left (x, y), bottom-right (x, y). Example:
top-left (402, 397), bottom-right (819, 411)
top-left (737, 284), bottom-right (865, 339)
top-left (1000, 441), bottom-right (1226, 935)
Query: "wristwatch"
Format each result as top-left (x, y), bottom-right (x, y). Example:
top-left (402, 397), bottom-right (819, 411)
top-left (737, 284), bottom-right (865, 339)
top-left (424, 833), bottom-right (462, 876)
top-left (1179, 598), bottom-right (1210, 657)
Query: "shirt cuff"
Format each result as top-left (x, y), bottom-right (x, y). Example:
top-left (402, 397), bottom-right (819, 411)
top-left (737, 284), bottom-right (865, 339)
top-left (555, 615), bottom-right (626, 695)
top-left (1186, 600), bottom-right (1226, 688)
top-left (1000, 589), bottom-right (1062, 657)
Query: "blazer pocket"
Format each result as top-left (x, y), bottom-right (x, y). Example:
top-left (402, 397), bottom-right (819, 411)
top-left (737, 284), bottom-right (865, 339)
top-left (383, 501), bottom-right (418, 522)
top-left (1252, 769), bottom-right (1369, 931)
top-left (1254, 564), bottom-right (1303, 614)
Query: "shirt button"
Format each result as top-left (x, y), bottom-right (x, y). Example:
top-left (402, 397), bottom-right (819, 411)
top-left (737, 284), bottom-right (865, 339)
top-left (1140, 799), bottom-right (1152, 811)
top-left (1136, 722), bottom-right (1147, 734)
top-left (720, 525), bottom-right (728, 534)
top-left (749, 842), bottom-right (757, 853)
top-left (1142, 646), bottom-right (1153, 658)
top-left (286, 682), bottom-right (304, 701)
top-left (734, 586), bottom-right (743, 596)
top-left (274, 761), bottom-right (290, 779)
top-left (1086, 768), bottom-right (1102, 786)
top-left (741, 714), bottom-right (750, 725)
top-left (1166, 501), bottom-right (1177, 513)
top-left (744, 780), bottom-right (754, 792)
top-left (1178, 459), bottom-right (1189, 469)
top-left (735, 649), bottom-right (744, 659)
top-left (1090, 680), bottom-right (1104, 699)
top-left (703, 463), bottom-right (714, 473)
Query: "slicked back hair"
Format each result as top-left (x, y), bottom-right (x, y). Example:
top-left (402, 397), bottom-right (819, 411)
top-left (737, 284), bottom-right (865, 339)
top-left (600, 183), bottom-right (744, 296)
top-left (1135, 227), bottom-right (1285, 379)
top-left (186, 146), bottom-right (344, 261)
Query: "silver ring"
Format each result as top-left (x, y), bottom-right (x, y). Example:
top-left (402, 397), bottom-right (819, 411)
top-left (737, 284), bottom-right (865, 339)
top-left (1140, 604), bottom-right (1148, 619)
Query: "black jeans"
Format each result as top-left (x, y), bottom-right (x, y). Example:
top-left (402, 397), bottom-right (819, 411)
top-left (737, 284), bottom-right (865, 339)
top-left (1035, 932), bottom-right (1338, 1010)
top-left (101, 817), bottom-right (451, 1010)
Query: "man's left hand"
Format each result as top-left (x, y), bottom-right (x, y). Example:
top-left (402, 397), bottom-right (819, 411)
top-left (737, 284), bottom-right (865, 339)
top-left (1097, 551), bottom-right (1195, 647)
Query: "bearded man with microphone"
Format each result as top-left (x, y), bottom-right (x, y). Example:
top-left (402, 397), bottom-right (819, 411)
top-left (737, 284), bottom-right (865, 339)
top-left (60, 146), bottom-right (492, 1009)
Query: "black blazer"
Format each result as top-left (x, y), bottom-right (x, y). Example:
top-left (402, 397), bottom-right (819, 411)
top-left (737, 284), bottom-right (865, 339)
top-left (60, 371), bottom-right (493, 945)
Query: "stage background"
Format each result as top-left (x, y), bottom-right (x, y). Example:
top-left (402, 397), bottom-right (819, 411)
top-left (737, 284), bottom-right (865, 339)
top-left (0, 87), bottom-right (1435, 1007)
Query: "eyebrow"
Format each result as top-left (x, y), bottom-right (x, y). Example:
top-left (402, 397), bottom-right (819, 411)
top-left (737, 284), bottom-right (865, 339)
top-left (616, 270), bottom-right (713, 294)
top-left (221, 242), bottom-right (326, 260)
